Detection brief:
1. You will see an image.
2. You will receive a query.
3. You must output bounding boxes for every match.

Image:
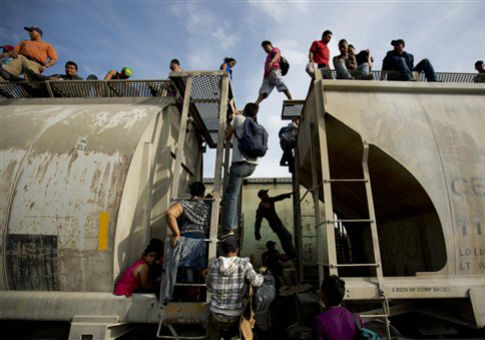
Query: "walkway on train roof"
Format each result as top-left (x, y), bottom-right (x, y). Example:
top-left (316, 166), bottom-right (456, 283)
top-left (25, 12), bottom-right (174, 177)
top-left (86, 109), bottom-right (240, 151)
top-left (0, 70), bottom-right (236, 148)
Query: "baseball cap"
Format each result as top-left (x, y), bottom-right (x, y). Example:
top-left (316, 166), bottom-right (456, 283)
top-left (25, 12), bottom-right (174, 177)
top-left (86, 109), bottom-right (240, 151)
top-left (258, 189), bottom-right (269, 199)
top-left (391, 39), bottom-right (405, 47)
top-left (266, 241), bottom-right (276, 247)
top-left (1, 45), bottom-right (14, 51)
top-left (24, 26), bottom-right (43, 36)
top-left (121, 66), bottom-right (133, 78)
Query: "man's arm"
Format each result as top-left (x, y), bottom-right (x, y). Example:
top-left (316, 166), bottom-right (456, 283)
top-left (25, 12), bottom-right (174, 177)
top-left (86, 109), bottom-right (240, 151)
top-left (347, 54), bottom-right (357, 70)
top-left (45, 45), bottom-right (58, 68)
top-left (10, 41), bottom-right (25, 58)
top-left (225, 112), bottom-right (239, 141)
top-left (254, 208), bottom-right (263, 240)
top-left (245, 262), bottom-right (264, 288)
top-left (271, 193), bottom-right (292, 202)
top-left (407, 53), bottom-right (414, 69)
top-left (104, 70), bottom-right (117, 80)
top-left (166, 202), bottom-right (183, 247)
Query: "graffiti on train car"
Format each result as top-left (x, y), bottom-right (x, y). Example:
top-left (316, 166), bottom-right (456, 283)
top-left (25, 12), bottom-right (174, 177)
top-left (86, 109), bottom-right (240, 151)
top-left (6, 234), bottom-right (59, 291)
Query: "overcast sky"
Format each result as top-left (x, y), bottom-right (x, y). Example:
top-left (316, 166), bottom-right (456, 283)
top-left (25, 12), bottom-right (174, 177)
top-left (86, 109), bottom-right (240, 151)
top-left (2, 1), bottom-right (484, 178)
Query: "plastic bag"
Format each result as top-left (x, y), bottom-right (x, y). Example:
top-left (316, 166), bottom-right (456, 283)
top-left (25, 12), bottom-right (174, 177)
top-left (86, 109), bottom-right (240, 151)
top-left (306, 62), bottom-right (317, 76)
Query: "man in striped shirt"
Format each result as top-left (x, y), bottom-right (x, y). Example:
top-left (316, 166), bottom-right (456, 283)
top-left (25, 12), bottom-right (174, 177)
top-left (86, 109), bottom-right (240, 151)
top-left (206, 237), bottom-right (264, 340)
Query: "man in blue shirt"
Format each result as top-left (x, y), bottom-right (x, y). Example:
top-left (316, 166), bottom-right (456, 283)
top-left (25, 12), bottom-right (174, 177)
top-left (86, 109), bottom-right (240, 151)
top-left (382, 39), bottom-right (436, 81)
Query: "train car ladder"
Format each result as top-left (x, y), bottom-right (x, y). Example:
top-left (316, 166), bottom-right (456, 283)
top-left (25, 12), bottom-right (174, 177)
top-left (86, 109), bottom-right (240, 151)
top-left (156, 71), bottom-right (232, 339)
top-left (311, 70), bottom-right (391, 339)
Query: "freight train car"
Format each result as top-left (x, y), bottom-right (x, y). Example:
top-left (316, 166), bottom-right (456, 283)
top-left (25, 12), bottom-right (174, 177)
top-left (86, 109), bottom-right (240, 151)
top-left (285, 70), bottom-right (485, 336)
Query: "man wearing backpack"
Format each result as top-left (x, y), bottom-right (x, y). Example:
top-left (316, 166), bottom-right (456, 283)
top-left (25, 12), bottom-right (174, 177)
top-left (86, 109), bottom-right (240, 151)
top-left (221, 103), bottom-right (264, 238)
top-left (255, 40), bottom-right (292, 106)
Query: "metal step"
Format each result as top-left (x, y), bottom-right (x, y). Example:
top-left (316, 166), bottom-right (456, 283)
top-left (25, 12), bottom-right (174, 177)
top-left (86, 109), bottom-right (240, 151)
top-left (323, 179), bottom-right (368, 183)
top-left (174, 283), bottom-right (206, 287)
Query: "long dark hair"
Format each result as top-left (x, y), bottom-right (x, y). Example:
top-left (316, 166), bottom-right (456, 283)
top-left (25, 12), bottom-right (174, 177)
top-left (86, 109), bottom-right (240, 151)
top-left (143, 238), bottom-right (164, 258)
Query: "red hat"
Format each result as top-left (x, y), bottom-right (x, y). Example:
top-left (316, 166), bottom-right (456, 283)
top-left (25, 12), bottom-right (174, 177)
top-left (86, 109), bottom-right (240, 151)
top-left (1, 45), bottom-right (14, 51)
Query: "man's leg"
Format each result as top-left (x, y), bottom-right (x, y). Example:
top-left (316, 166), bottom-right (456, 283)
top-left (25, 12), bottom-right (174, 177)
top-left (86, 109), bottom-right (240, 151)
top-left (414, 58), bottom-right (436, 81)
top-left (352, 63), bottom-right (373, 80)
top-left (274, 224), bottom-right (297, 259)
top-left (335, 59), bottom-right (352, 79)
top-left (0, 58), bottom-right (24, 80)
top-left (256, 77), bottom-right (273, 106)
top-left (222, 163), bottom-right (256, 231)
top-left (394, 57), bottom-right (412, 81)
top-left (207, 313), bottom-right (223, 340)
top-left (272, 70), bottom-right (292, 99)
top-left (159, 237), bottom-right (184, 305)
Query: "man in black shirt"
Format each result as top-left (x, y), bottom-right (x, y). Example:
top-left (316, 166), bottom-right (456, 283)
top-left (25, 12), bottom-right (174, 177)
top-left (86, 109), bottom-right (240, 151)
top-left (255, 190), bottom-right (297, 259)
top-left (49, 61), bottom-right (83, 80)
top-left (382, 39), bottom-right (436, 81)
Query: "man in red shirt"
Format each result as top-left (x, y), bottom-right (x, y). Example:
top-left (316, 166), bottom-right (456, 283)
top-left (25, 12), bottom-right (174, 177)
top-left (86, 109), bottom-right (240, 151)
top-left (255, 40), bottom-right (292, 106)
top-left (0, 26), bottom-right (58, 80)
top-left (309, 30), bottom-right (333, 79)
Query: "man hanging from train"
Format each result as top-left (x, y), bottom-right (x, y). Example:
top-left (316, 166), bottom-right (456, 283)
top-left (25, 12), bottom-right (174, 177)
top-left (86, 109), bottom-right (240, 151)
top-left (254, 189), bottom-right (297, 260)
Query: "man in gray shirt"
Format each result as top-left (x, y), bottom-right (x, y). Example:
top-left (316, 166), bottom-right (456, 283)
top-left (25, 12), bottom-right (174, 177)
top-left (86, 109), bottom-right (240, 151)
top-left (221, 103), bottom-right (260, 238)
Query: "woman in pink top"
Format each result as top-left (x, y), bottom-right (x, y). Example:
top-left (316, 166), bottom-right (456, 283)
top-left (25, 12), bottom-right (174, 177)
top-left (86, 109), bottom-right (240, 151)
top-left (114, 238), bottom-right (163, 297)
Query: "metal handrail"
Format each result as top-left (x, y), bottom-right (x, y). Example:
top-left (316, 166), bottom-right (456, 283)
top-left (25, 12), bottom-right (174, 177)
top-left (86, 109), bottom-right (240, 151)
top-left (0, 79), bottom-right (175, 99)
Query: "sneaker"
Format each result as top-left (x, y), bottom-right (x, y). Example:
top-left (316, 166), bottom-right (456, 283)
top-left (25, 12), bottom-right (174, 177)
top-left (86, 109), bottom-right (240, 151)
top-left (360, 74), bottom-right (374, 80)
top-left (218, 230), bottom-right (235, 241)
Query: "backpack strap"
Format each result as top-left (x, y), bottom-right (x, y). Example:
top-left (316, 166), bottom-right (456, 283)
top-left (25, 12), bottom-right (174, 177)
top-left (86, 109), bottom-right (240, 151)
top-left (351, 311), bottom-right (362, 331)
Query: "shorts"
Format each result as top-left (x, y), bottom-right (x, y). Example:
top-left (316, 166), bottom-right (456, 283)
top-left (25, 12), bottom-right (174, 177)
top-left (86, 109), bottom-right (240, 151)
top-left (259, 69), bottom-right (288, 96)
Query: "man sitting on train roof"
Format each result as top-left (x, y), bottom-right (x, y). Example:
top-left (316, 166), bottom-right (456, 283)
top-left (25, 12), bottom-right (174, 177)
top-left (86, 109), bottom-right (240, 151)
top-left (474, 60), bottom-right (485, 83)
top-left (48, 61), bottom-right (83, 80)
top-left (160, 181), bottom-right (211, 305)
top-left (0, 26), bottom-right (58, 81)
top-left (113, 238), bottom-right (164, 297)
top-left (382, 39), bottom-right (436, 81)
top-left (104, 66), bottom-right (133, 80)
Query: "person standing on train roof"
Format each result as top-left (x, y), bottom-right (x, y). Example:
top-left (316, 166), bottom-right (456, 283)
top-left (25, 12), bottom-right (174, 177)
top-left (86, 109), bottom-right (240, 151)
top-left (309, 30), bottom-right (333, 79)
top-left (255, 40), bottom-right (292, 105)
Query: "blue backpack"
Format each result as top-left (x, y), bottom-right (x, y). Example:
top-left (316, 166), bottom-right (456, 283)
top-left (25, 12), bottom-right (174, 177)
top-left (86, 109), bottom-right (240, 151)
top-left (235, 117), bottom-right (268, 158)
top-left (352, 313), bottom-right (381, 340)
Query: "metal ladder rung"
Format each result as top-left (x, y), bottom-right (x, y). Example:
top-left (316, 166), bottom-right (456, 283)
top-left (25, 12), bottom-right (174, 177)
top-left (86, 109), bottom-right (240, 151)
top-left (360, 314), bottom-right (389, 318)
top-left (323, 179), bottom-right (368, 183)
top-left (325, 219), bottom-right (373, 223)
top-left (173, 283), bottom-right (206, 287)
top-left (329, 263), bottom-right (379, 268)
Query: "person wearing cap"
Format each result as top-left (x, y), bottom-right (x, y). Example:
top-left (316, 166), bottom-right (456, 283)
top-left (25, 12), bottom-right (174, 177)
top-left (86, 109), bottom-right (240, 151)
top-left (0, 26), bottom-right (58, 80)
top-left (382, 39), bottom-right (436, 81)
top-left (104, 66), bottom-right (133, 80)
top-left (206, 236), bottom-right (264, 340)
top-left (49, 61), bottom-right (83, 80)
top-left (474, 60), bottom-right (485, 83)
top-left (0, 45), bottom-right (15, 66)
top-left (255, 189), bottom-right (297, 260)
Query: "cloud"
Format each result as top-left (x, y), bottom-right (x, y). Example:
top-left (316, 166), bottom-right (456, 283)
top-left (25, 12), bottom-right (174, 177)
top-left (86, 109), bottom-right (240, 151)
top-left (170, 3), bottom-right (240, 69)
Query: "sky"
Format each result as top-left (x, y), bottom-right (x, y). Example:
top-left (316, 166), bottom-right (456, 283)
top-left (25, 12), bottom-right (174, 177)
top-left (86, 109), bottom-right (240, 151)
top-left (1, 0), bottom-right (484, 178)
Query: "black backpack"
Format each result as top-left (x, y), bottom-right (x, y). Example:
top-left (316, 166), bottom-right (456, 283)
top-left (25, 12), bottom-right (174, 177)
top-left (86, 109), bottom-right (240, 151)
top-left (235, 117), bottom-right (269, 158)
top-left (280, 56), bottom-right (290, 76)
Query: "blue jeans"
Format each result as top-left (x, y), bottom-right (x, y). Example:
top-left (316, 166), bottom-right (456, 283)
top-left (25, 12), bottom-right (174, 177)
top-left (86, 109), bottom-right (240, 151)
top-left (335, 59), bottom-right (371, 79)
top-left (160, 236), bottom-right (207, 305)
top-left (394, 57), bottom-right (436, 81)
top-left (223, 162), bottom-right (256, 231)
